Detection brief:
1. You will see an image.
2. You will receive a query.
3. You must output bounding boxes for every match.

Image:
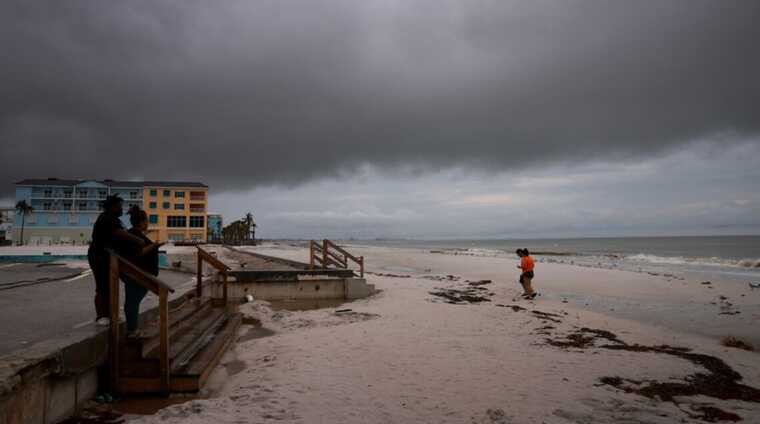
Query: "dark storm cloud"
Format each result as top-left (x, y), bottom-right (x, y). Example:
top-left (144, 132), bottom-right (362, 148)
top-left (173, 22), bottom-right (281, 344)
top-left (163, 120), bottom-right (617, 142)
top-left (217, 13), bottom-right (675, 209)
top-left (1, 0), bottom-right (759, 196)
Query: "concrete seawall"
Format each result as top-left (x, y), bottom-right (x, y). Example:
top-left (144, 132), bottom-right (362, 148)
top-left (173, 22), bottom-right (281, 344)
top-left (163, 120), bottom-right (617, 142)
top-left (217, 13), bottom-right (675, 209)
top-left (0, 328), bottom-right (106, 424)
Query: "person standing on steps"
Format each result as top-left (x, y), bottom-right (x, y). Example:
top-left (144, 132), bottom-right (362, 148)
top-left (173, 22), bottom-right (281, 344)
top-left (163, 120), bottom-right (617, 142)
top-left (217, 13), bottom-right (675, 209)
top-left (123, 206), bottom-right (165, 337)
top-left (516, 248), bottom-right (537, 299)
top-left (87, 195), bottom-right (145, 326)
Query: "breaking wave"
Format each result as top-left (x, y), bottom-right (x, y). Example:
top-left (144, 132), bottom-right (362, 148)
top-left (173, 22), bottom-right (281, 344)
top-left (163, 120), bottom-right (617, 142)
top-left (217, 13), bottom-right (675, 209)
top-left (626, 254), bottom-right (760, 269)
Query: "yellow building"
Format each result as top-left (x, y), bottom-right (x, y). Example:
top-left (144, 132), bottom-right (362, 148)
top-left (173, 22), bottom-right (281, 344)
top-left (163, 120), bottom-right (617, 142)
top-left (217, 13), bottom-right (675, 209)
top-left (142, 182), bottom-right (208, 242)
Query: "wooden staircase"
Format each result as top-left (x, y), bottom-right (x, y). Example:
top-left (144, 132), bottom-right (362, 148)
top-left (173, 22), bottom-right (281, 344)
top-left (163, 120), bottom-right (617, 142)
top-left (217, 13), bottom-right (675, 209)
top-left (309, 239), bottom-right (364, 277)
top-left (108, 247), bottom-right (240, 395)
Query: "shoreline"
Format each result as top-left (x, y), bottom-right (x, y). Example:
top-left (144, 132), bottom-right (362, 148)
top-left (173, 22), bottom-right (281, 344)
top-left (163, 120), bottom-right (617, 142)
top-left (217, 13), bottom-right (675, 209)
top-left (256, 242), bottom-right (760, 348)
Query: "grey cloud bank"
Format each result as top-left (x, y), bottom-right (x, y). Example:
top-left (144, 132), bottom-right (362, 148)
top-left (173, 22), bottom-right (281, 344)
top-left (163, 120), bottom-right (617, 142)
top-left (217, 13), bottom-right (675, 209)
top-left (1, 1), bottom-right (759, 197)
top-left (212, 141), bottom-right (760, 238)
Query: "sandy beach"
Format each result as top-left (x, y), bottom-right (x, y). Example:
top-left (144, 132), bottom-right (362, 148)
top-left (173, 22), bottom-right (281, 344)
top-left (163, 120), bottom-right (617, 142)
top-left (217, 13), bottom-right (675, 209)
top-left (122, 243), bottom-right (760, 423)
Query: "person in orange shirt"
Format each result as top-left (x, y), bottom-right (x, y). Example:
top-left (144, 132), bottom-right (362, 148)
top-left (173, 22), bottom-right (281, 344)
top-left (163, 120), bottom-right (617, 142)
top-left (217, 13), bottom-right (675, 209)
top-left (516, 248), bottom-right (537, 299)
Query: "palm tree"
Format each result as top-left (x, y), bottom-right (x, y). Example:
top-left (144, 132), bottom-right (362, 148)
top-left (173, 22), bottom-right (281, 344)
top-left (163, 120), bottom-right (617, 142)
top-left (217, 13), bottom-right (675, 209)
top-left (15, 200), bottom-right (34, 246)
top-left (243, 212), bottom-right (256, 242)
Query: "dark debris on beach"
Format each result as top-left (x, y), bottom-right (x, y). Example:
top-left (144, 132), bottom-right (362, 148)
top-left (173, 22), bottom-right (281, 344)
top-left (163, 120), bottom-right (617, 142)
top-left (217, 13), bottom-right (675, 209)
top-left (547, 327), bottom-right (760, 422)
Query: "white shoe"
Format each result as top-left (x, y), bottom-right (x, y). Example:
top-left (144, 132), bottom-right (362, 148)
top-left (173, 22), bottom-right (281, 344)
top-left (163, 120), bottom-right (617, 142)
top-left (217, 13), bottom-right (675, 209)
top-left (96, 317), bottom-right (111, 326)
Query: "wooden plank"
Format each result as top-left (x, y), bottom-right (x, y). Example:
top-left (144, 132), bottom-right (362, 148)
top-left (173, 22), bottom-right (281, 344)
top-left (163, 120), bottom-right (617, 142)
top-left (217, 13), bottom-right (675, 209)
top-left (109, 255), bottom-right (120, 393)
top-left (309, 241), bottom-right (315, 269)
top-left (323, 256), bottom-right (344, 269)
top-left (159, 288), bottom-right (170, 394)
top-left (324, 249), bottom-right (347, 268)
top-left (322, 240), bottom-right (328, 270)
top-left (109, 251), bottom-right (175, 294)
top-left (325, 240), bottom-right (361, 263)
top-left (168, 309), bottom-right (227, 371)
top-left (197, 250), bottom-right (203, 298)
top-left (222, 272), bottom-right (228, 304)
top-left (141, 300), bottom-right (213, 358)
top-left (196, 246), bottom-right (231, 272)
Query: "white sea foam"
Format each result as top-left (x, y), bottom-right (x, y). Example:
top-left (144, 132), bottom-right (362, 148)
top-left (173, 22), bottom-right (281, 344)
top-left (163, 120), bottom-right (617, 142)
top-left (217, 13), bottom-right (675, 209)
top-left (625, 253), bottom-right (760, 269)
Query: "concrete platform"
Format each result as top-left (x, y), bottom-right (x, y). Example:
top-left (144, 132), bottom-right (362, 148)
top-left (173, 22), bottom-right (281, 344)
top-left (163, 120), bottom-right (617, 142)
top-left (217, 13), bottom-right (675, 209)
top-left (0, 263), bottom-right (196, 356)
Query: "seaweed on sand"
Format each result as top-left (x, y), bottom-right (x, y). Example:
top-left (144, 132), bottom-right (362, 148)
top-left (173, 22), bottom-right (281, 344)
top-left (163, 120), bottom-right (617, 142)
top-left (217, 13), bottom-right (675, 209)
top-left (547, 327), bottom-right (760, 422)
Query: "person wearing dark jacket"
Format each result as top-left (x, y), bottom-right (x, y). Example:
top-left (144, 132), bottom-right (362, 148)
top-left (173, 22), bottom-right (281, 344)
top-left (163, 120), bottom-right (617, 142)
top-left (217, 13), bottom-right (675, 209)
top-left (123, 206), bottom-right (165, 337)
top-left (87, 195), bottom-right (145, 325)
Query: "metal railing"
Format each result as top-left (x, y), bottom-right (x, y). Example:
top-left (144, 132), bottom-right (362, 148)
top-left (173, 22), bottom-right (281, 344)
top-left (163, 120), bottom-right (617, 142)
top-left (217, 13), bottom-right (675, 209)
top-left (108, 252), bottom-right (175, 394)
top-left (309, 239), bottom-right (364, 277)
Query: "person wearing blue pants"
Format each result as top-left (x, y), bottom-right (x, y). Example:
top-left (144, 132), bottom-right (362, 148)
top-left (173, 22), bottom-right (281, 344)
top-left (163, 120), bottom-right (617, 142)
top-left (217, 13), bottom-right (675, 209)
top-left (123, 206), bottom-right (165, 337)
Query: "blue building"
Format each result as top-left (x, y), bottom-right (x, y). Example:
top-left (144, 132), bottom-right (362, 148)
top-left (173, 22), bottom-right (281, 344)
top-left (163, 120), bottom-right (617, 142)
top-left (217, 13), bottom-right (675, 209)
top-left (207, 213), bottom-right (223, 242)
top-left (14, 178), bottom-right (208, 245)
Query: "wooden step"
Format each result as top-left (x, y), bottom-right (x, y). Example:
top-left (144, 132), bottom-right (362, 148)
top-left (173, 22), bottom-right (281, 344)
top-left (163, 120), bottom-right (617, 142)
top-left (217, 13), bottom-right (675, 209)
top-left (160, 307), bottom-right (228, 367)
top-left (129, 296), bottom-right (212, 342)
top-left (171, 313), bottom-right (243, 393)
top-left (141, 302), bottom-right (218, 359)
top-left (117, 313), bottom-right (243, 394)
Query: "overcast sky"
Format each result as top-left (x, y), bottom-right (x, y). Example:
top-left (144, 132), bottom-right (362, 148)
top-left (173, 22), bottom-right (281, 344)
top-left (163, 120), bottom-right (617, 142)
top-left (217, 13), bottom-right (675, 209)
top-left (1, 1), bottom-right (759, 238)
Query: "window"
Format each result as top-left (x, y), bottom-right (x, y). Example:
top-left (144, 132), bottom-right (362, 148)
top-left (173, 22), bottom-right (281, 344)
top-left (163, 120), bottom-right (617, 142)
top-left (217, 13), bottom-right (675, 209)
top-left (98, 190), bottom-right (107, 198)
top-left (149, 215), bottom-right (159, 224)
top-left (63, 190), bottom-right (72, 198)
top-left (167, 216), bottom-right (187, 228)
top-left (174, 204), bottom-right (185, 210)
top-left (129, 191), bottom-right (138, 199)
top-left (190, 191), bottom-right (205, 201)
top-left (163, 190), bottom-right (171, 197)
top-left (150, 189), bottom-right (157, 197)
top-left (63, 202), bottom-right (72, 211)
top-left (168, 233), bottom-right (184, 242)
top-left (163, 202), bottom-right (170, 209)
top-left (78, 202), bottom-right (88, 210)
top-left (189, 203), bottom-right (205, 213)
top-left (78, 190), bottom-right (88, 198)
top-left (44, 190), bottom-right (52, 198)
top-left (189, 216), bottom-right (205, 228)
top-left (149, 202), bottom-right (157, 209)
top-left (43, 202), bottom-right (52, 210)
top-left (175, 191), bottom-right (185, 198)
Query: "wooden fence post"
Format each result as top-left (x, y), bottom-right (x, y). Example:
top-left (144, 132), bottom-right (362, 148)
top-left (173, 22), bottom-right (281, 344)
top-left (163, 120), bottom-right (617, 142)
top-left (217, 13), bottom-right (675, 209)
top-left (108, 254), bottom-right (120, 393)
top-left (196, 250), bottom-right (203, 298)
top-left (222, 272), bottom-right (228, 304)
top-left (159, 288), bottom-right (170, 394)
top-left (322, 240), bottom-right (328, 270)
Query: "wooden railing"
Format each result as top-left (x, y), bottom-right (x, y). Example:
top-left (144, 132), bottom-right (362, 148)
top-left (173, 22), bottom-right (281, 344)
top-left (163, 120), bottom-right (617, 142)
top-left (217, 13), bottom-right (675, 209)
top-left (196, 246), bottom-right (231, 303)
top-left (108, 251), bottom-right (175, 394)
top-left (309, 239), bottom-right (364, 277)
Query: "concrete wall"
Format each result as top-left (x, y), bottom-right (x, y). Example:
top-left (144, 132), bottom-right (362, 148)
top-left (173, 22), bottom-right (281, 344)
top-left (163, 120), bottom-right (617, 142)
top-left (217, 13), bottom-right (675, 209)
top-left (0, 331), bottom-right (107, 424)
top-left (211, 276), bottom-right (375, 301)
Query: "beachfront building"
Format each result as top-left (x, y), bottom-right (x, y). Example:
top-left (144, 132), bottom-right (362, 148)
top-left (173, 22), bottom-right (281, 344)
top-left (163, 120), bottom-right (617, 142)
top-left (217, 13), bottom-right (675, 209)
top-left (207, 213), bottom-right (223, 242)
top-left (0, 206), bottom-right (13, 245)
top-left (13, 179), bottom-right (208, 245)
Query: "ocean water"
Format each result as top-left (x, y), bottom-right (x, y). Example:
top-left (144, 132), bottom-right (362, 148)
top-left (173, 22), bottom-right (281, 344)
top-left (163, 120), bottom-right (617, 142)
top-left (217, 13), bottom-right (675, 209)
top-left (356, 236), bottom-right (760, 282)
